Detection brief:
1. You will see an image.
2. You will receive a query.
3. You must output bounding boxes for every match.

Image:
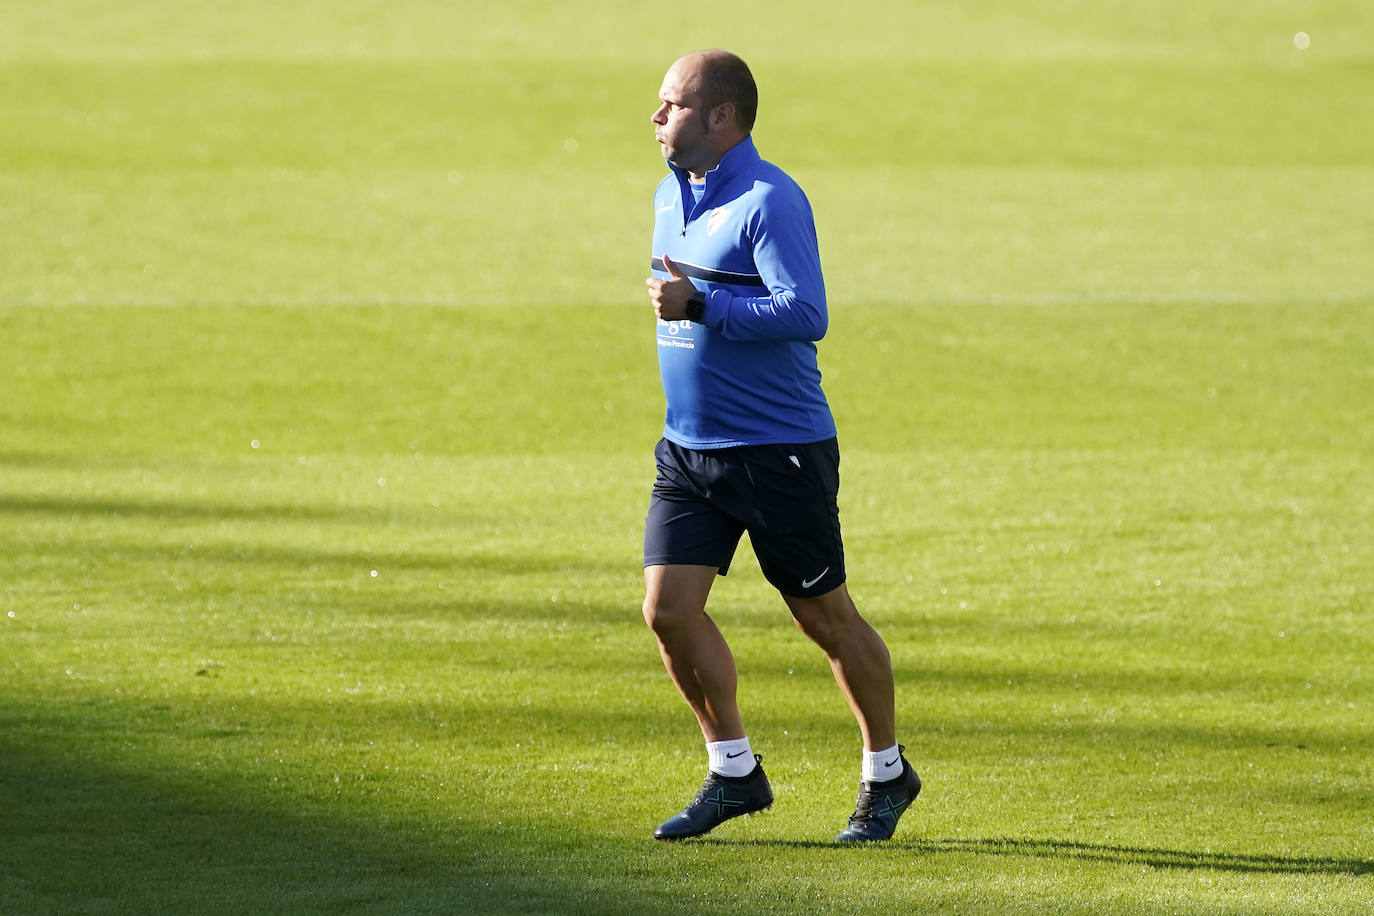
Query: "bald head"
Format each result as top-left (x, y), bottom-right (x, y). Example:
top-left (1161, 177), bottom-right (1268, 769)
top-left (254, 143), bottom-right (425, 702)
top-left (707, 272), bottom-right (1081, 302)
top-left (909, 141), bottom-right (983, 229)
top-left (653, 50), bottom-right (757, 178)
top-left (673, 50), bottom-right (758, 134)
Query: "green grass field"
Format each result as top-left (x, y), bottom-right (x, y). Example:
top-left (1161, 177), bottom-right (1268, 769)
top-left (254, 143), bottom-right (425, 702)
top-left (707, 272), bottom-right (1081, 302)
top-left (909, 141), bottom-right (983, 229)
top-left (3, 2), bottom-right (1372, 913)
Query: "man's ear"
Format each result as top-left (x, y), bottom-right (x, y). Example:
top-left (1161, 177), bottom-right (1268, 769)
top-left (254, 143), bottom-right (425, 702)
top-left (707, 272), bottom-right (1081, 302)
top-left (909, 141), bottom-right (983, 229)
top-left (709, 102), bottom-right (736, 133)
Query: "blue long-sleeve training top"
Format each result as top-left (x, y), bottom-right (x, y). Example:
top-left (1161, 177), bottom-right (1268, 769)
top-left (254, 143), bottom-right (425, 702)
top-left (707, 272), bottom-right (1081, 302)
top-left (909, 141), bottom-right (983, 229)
top-left (650, 136), bottom-right (837, 449)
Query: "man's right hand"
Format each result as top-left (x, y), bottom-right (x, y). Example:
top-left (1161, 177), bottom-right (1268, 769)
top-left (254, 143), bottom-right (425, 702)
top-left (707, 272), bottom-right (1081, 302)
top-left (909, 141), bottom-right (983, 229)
top-left (646, 254), bottom-right (698, 321)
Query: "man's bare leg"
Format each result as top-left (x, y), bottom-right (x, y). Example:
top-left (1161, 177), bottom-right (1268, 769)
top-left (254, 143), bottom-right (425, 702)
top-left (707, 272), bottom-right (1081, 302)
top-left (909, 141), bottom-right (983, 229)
top-left (785, 582), bottom-right (918, 842)
top-left (644, 564), bottom-right (773, 840)
top-left (784, 582), bottom-right (896, 751)
top-left (642, 563), bottom-right (745, 742)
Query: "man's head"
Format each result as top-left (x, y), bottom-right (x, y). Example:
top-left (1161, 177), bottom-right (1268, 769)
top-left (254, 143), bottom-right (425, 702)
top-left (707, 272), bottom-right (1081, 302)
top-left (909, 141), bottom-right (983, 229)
top-left (652, 50), bottom-right (757, 179)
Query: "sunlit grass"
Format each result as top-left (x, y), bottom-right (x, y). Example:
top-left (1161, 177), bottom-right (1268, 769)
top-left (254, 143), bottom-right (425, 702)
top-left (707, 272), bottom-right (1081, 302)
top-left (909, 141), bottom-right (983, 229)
top-left (3, 0), bottom-right (1373, 911)
top-left (4, 302), bottom-right (1371, 913)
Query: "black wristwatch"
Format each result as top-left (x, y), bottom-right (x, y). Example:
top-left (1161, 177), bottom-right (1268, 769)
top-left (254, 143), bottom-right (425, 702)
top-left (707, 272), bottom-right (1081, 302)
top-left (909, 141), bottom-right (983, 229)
top-left (685, 291), bottom-right (706, 323)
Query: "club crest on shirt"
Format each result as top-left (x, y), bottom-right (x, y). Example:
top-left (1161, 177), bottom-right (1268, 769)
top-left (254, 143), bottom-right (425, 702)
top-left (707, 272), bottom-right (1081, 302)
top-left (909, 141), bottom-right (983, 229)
top-left (707, 207), bottom-right (733, 237)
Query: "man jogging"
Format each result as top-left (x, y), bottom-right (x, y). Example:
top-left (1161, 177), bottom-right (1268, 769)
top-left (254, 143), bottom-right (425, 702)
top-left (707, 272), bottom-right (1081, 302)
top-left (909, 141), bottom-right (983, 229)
top-left (641, 49), bottom-right (920, 843)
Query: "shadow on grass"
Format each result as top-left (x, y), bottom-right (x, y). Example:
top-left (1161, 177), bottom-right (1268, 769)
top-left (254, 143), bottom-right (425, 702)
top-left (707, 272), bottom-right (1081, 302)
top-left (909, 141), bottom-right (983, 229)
top-left (715, 836), bottom-right (1373, 876)
top-left (0, 733), bottom-right (659, 915)
top-left (0, 493), bottom-right (414, 525)
top-left (918, 836), bottom-right (1374, 876)
top-left (4, 711), bottom-right (1368, 916)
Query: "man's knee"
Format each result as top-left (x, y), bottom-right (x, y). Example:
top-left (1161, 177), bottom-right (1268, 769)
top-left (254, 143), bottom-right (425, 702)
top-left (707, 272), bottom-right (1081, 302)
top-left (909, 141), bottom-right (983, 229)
top-left (641, 592), bottom-right (678, 633)
top-left (642, 585), bottom-right (698, 634)
top-left (790, 603), bottom-right (838, 647)
top-left (787, 589), bottom-right (861, 649)
top-left (642, 565), bottom-right (715, 635)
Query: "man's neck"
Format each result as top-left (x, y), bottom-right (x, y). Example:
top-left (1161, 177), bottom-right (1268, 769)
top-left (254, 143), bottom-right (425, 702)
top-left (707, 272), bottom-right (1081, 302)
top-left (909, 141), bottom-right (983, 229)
top-left (687, 157), bottom-right (720, 183)
top-left (687, 134), bottom-right (748, 182)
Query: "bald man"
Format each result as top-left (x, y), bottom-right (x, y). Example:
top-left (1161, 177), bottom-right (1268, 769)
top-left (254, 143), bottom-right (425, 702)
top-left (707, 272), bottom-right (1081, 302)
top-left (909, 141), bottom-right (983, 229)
top-left (641, 50), bottom-right (921, 843)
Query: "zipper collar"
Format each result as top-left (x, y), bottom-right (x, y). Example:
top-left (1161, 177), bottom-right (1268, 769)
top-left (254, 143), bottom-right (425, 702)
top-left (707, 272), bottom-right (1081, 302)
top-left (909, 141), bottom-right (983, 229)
top-left (669, 136), bottom-right (760, 223)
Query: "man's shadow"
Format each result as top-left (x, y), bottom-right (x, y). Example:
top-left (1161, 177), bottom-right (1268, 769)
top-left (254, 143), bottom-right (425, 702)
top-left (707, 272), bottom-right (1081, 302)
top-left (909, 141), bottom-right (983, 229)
top-left (712, 836), bottom-right (1374, 876)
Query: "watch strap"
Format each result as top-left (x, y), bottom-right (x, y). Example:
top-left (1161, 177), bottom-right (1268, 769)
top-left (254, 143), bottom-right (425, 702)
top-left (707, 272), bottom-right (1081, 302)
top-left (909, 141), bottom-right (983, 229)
top-left (685, 291), bottom-right (706, 322)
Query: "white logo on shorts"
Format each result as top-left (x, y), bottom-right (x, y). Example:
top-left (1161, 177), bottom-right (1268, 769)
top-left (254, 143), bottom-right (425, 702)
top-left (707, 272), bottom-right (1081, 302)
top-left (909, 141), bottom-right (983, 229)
top-left (801, 568), bottom-right (830, 589)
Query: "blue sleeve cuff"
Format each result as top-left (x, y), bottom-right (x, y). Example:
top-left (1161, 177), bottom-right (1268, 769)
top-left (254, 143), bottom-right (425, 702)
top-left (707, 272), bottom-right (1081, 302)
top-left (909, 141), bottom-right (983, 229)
top-left (699, 288), bottom-right (731, 327)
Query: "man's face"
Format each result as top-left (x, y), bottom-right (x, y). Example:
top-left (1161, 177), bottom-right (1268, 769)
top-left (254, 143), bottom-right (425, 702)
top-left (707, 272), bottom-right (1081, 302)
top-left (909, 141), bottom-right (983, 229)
top-left (651, 59), bottom-right (710, 174)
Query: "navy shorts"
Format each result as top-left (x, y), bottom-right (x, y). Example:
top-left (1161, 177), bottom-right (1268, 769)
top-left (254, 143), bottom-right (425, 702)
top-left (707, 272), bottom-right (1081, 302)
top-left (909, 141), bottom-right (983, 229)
top-left (643, 437), bottom-right (846, 598)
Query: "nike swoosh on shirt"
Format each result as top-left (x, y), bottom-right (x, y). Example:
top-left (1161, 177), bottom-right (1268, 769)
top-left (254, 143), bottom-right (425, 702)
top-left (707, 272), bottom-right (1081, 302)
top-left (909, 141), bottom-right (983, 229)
top-left (801, 568), bottom-right (830, 589)
top-left (656, 203), bottom-right (675, 212)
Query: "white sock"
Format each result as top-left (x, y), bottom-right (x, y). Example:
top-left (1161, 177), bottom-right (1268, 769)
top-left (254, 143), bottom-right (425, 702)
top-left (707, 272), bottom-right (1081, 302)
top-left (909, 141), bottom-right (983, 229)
top-left (863, 743), bottom-right (902, 783)
top-left (707, 737), bottom-right (755, 777)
